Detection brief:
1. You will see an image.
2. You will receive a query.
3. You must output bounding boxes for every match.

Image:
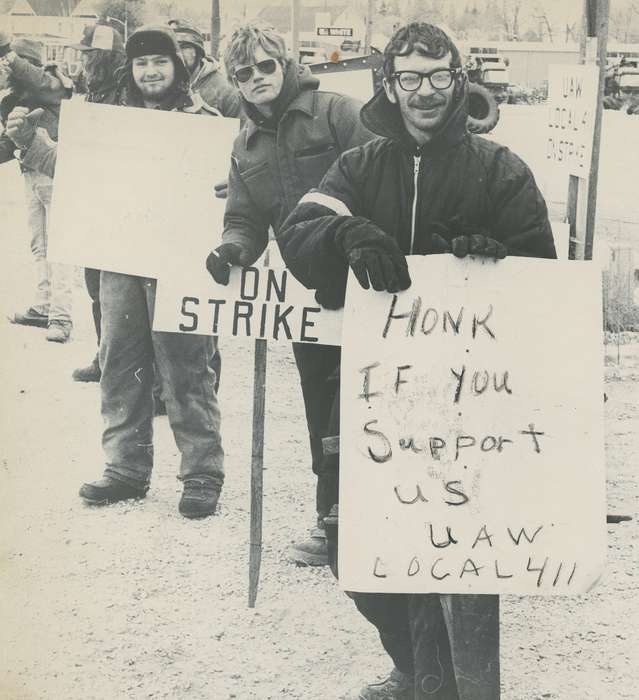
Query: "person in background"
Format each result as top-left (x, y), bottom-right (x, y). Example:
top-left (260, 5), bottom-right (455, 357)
top-left (168, 18), bottom-right (241, 118)
top-left (67, 23), bottom-right (128, 380)
top-left (0, 33), bottom-right (73, 343)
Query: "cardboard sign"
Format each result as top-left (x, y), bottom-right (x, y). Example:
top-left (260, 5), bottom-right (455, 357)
top-left (48, 100), bottom-right (239, 278)
top-left (338, 255), bottom-right (605, 595)
top-left (546, 64), bottom-right (598, 176)
top-left (153, 257), bottom-right (342, 345)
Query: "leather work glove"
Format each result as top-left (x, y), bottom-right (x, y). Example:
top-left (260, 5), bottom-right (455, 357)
top-left (213, 177), bottom-right (228, 200)
top-left (314, 280), bottom-right (347, 310)
top-left (430, 220), bottom-right (507, 260)
top-left (6, 107), bottom-right (44, 149)
top-left (338, 222), bottom-right (411, 293)
top-left (205, 243), bottom-right (244, 285)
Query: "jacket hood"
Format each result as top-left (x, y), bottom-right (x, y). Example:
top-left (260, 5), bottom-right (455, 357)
top-left (192, 55), bottom-right (220, 84)
top-left (241, 59), bottom-right (319, 128)
top-left (360, 74), bottom-right (469, 155)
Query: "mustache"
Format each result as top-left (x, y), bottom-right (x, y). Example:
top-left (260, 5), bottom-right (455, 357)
top-left (408, 95), bottom-right (446, 109)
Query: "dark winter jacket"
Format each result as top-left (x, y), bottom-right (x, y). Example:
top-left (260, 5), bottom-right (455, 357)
top-left (221, 60), bottom-right (375, 264)
top-left (190, 56), bottom-right (241, 118)
top-left (278, 78), bottom-right (557, 295)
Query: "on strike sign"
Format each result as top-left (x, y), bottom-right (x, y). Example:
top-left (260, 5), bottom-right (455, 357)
top-left (546, 64), bottom-right (598, 176)
top-left (338, 256), bottom-right (605, 595)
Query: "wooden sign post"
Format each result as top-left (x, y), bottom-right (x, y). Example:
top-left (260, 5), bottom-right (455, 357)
top-left (248, 337), bottom-right (267, 608)
top-left (567, 0), bottom-right (609, 262)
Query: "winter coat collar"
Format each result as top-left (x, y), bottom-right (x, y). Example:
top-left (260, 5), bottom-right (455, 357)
top-left (360, 77), bottom-right (469, 157)
top-left (191, 56), bottom-right (219, 87)
top-left (242, 60), bottom-right (319, 147)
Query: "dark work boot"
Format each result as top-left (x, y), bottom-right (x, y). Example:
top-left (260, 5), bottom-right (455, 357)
top-left (79, 476), bottom-right (148, 505)
top-left (10, 307), bottom-right (49, 328)
top-left (288, 524), bottom-right (328, 566)
top-left (72, 354), bottom-right (101, 382)
top-left (358, 668), bottom-right (415, 700)
top-left (179, 478), bottom-right (220, 519)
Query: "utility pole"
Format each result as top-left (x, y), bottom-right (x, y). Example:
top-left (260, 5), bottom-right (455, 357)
top-left (291, 0), bottom-right (301, 60)
top-left (364, 0), bottom-right (374, 54)
top-left (567, 0), bottom-right (609, 261)
top-left (211, 0), bottom-right (221, 59)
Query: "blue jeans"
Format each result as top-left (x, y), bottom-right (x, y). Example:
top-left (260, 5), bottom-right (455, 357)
top-left (99, 272), bottom-right (224, 488)
top-left (23, 170), bottom-right (73, 324)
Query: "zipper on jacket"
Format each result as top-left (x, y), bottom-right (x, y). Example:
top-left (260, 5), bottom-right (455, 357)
top-left (410, 154), bottom-right (421, 254)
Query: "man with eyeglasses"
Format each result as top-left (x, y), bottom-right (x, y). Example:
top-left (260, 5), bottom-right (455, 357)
top-left (205, 22), bottom-right (374, 567)
top-left (279, 21), bottom-right (556, 700)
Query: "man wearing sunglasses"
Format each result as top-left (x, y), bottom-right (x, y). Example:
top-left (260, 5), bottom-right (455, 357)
top-left (278, 21), bottom-right (556, 700)
top-left (205, 22), bottom-right (374, 568)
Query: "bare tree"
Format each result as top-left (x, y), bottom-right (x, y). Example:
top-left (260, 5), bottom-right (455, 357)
top-left (532, 4), bottom-right (554, 42)
top-left (499, 0), bottom-right (523, 41)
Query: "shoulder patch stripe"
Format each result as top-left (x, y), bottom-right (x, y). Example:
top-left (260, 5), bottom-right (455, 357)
top-left (299, 192), bottom-right (352, 217)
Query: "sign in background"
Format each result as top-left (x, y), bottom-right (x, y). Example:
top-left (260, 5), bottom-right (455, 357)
top-left (317, 27), bottom-right (353, 36)
top-left (546, 64), bottom-right (599, 177)
top-left (48, 100), bottom-right (239, 278)
top-left (339, 256), bottom-right (605, 595)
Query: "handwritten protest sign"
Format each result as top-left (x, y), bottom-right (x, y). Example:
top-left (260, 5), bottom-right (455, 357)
top-left (339, 256), bottom-right (605, 595)
top-left (153, 258), bottom-right (342, 345)
top-left (546, 64), bottom-right (598, 177)
top-left (48, 100), bottom-right (239, 278)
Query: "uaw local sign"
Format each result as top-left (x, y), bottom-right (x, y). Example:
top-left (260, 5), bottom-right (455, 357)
top-left (546, 64), bottom-right (598, 176)
top-left (153, 261), bottom-right (342, 345)
top-left (339, 256), bottom-right (605, 595)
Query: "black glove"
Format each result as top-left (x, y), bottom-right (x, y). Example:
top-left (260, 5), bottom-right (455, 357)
top-left (338, 221), bottom-right (411, 293)
top-left (205, 243), bottom-right (244, 285)
top-left (213, 178), bottom-right (228, 200)
top-left (314, 283), bottom-right (346, 310)
top-left (429, 220), bottom-right (507, 260)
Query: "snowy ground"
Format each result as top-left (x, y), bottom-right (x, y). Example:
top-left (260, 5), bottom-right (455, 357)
top-left (1, 106), bottom-right (638, 700)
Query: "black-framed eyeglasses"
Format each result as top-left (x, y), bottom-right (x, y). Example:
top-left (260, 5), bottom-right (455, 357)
top-left (392, 68), bottom-right (460, 92)
top-left (234, 58), bottom-right (278, 83)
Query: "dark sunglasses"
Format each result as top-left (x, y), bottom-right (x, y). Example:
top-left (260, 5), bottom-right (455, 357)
top-left (392, 68), bottom-right (460, 92)
top-left (234, 58), bottom-right (278, 83)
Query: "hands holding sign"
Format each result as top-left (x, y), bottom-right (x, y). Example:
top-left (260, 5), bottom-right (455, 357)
top-left (430, 220), bottom-right (508, 260)
top-left (206, 243), bottom-right (247, 285)
top-left (337, 221), bottom-right (412, 293)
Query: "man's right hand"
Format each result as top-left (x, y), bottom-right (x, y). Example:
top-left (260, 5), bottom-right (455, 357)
top-left (339, 222), bottom-right (411, 293)
top-left (6, 107), bottom-right (44, 149)
top-left (205, 243), bottom-right (244, 285)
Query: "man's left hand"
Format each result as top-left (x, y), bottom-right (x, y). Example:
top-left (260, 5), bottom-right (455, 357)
top-left (6, 107), bottom-right (44, 149)
top-left (430, 222), bottom-right (507, 260)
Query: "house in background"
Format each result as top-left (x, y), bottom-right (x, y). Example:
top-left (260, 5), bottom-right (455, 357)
top-left (0, 0), bottom-right (99, 63)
